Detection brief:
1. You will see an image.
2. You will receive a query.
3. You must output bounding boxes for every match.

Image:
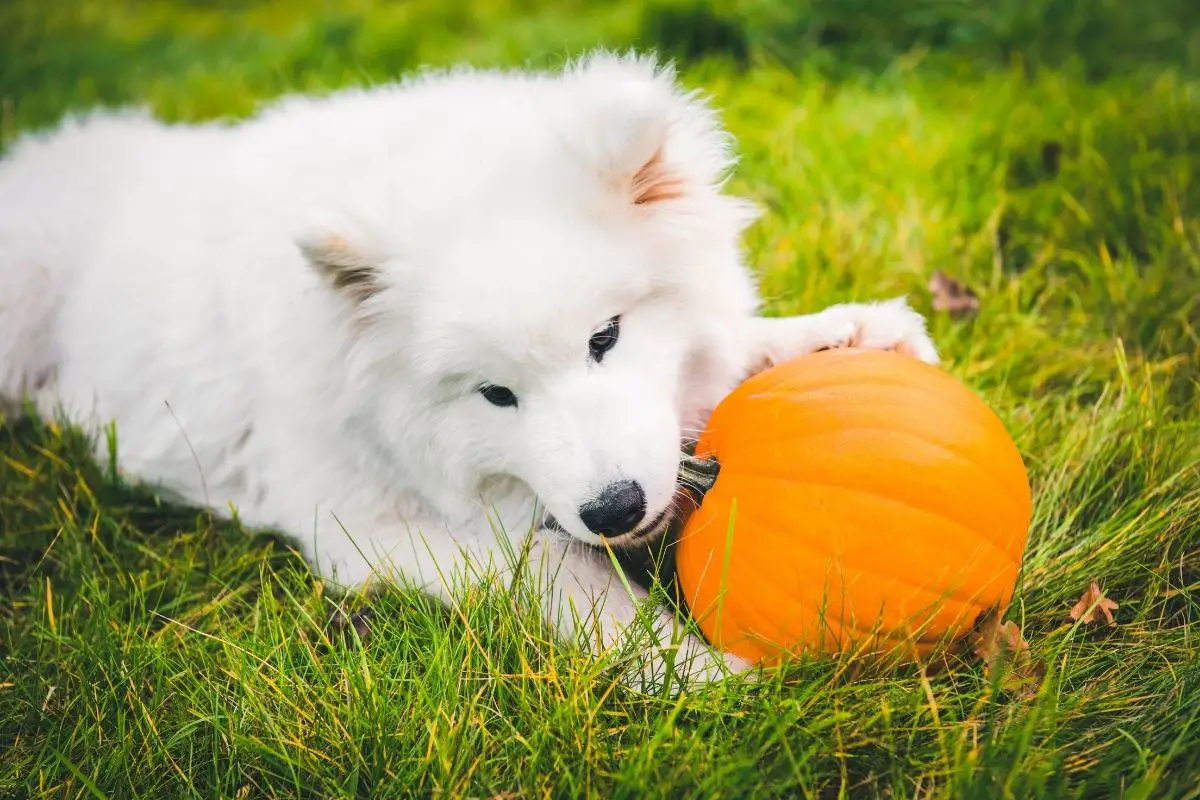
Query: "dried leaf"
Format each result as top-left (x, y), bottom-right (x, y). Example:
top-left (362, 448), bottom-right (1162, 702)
top-left (928, 270), bottom-right (981, 318)
top-left (971, 615), bottom-right (1044, 699)
top-left (972, 616), bottom-right (1027, 664)
top-left (1003, 661), bottom-right (1046, 700)
top-left (1069, 580), bottom-right (1119, 626)
top-left (325, 605), bottom-right (376, 644)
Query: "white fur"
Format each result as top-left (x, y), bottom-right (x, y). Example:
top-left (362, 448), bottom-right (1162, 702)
top-left (0, 52), bottom-right (937, 690)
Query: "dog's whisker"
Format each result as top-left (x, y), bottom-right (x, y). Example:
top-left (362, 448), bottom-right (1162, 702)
top-left (672, 491), bottom-right (700, 510)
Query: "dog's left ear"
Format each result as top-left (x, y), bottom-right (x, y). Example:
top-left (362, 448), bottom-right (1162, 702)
top-left (565, 52), bottom-right (744, 215)
top-left (567, 64), bottom-right (682, 208)
top-left (570, 73), bottom-right (674, 203)
top-left (296, 213), bottom-right (387, 306)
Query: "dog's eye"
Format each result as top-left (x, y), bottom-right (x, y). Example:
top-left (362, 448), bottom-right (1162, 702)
top-left (589, 316), bottom-right (621, 363)
top-left (479, 384), bottom-right (518, 408)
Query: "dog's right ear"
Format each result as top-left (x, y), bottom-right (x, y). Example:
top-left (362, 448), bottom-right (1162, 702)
top-left (296, 213), bottom-right (386, 306)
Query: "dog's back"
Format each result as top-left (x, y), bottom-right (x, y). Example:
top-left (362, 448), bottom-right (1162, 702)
top-left (0, 111), bottom-right (174, 404)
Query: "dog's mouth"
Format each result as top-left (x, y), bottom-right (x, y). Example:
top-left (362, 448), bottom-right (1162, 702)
top-left (614, 504), bottom-right (674, 545)
top-left (541, 450), bottom-right (717, 546)
top-left (542, 503), bottom-right (675, 547)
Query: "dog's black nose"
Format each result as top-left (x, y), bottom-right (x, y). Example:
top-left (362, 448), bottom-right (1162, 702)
top-left (579, 480), bottom-right (646, 537)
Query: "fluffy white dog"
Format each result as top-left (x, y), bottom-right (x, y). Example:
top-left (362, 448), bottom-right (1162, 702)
top-left (0, 51), bottom-right (937, 689)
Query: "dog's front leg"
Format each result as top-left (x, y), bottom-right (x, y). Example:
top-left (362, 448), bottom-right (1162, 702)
top-left (527, 532), bottom-right (751, 694)
top-left (305, 501), bottom-right (748, 693)
top-left (741, 296), bottom-right (938, 377)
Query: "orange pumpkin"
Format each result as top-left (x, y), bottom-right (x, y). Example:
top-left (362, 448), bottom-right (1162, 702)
top-left (675, 348), bottom-right (1032, 664)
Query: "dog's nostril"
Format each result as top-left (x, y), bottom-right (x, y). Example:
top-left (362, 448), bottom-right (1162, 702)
top-left (578, 480), bottom-right (647, 537)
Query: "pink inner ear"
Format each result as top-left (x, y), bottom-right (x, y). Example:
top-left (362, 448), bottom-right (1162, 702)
top-left (631, 149), bottom-right (686, 205)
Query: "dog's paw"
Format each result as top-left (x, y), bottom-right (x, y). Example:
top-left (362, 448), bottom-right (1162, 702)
top-left (747, 296), bottom-right (938, 375)
top-left (620, 634), bottom-right (755, 696)
top-left (812, 297), bottom-right (939, 364)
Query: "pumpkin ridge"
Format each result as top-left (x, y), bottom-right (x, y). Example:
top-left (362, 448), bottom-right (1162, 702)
top-left (748, 372), bottom-right (945, 398)
top-left (726, 377), bottom-right (1016, 436)
top-left (679, 539), bottom-right (906, 660)
top-left (677, 540), bottom-right (788, 662)
top-left (686, 562), bottom-right (784, 659)
top-left (741, 362), bottom-right (963, 399)
top-left (684, 556), bottom-right (979, 663)
top-left (719, 377), bottom-right (1019, 436)
top-left (687, 564), bottom-right (962, 657)
top-left (718, 425), bottom-right (1031, 516)
top-left (738, 349), bottom-right (944, 393)
top-left (720, 558), bottom-right (964, 647)
top-left (709, 472), bottom-right (1026, 562)
top-left (709, 495), bottom-right (1015, 604)
top-left (753, 385), bottom-right (1014, 441)
top-left (696, 588), bottom-right (952, 661)
top-left (688, 500), bottom-right (1008, 612)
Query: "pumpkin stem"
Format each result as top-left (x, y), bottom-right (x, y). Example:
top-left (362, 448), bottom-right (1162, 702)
top-left (677, 450), bottom-right (720, 503)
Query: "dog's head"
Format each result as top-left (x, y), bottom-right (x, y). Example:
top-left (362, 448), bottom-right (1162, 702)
top-left (299, 52), bottom-right (760, 546)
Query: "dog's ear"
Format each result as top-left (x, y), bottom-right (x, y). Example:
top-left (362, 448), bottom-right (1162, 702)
top-left (629, 147), bottom-right (686, 206)
top-left (573, 74), bottom-right (672, 191)
top-left (565, 52), bottom-right (735, 211)
top-left (567, 64), bottom-right (679, 207)
top-left (296, 213), bottom-right (386, 305)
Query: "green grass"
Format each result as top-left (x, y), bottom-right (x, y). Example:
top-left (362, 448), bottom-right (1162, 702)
top-left (2, 1), bottom-right (1199, 797)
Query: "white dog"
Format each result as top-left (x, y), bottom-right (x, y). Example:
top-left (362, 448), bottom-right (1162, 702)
top-left (0, 51), bottom-right (937, 689)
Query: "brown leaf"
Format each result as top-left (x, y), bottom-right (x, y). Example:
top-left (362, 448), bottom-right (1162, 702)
top-left (972, 616), bottom-right (1027, 664)
top-left (971, 615), bottom-right (1044, 699)
top-left (1069, 580), bottom-right (1119, 626)
top-left (1003, 660), bottom-right (1046, 700)
top-left (928, 270), bottom-right (981, 318)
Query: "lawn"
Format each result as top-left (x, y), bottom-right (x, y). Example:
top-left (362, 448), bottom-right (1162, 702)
top-left (2, 1), bottom-right (1199, 797)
